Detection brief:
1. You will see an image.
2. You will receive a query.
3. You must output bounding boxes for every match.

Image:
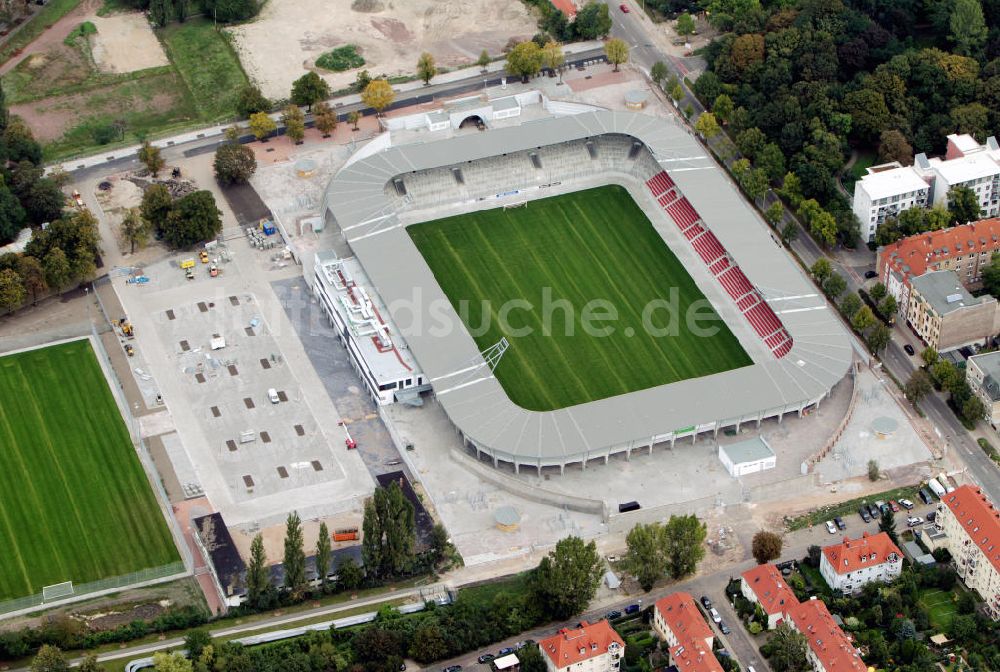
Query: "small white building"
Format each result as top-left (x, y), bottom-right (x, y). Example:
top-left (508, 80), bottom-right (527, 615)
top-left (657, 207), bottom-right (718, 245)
top-left (819, 532), bottom-right (902, 595)
top-left (718, 436), bottom-right (775, 477)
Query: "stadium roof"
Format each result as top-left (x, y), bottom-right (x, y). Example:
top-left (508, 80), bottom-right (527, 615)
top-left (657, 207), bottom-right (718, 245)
top-left (323, 110), bottom-right (852, 466)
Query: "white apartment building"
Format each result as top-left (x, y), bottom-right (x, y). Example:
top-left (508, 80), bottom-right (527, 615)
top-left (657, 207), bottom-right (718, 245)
top-left (939, 485), bottom-right (1000, 620)
top-left (312, 251), bottom-right (431, 405)
top-left (853, 134), bottom-right (1000, 243)
top-left (540, 621), bottom-right (624, 672)
top-left (819, 532), bottom-right (902, 594)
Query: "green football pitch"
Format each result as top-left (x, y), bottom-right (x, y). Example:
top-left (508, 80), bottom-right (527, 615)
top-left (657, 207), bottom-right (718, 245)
top-left (408, 185), bottom-right (752, 411)
top-left (0, 340), bottom-right (179, 602)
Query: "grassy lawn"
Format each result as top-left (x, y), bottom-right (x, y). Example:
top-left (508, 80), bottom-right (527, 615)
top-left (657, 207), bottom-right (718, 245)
top-left (158, 19), bottom-right (248, 121)
top-left (408, 185), bottom-right (752, 411)
top-left (0, 0), bottom-right (83, 64)
top-left (784, 484), bottom-right (920, 531)
top-left (842, 151), bottom-right (877, 196)
top-left (457, 573), bottom-right (532, 607)
top-left (918, 587), bottom-right (958, 631)
top-left (0, 340), bottom-right (178, 601)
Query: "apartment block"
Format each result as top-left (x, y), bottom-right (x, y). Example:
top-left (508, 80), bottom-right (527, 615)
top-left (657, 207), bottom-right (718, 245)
top-left (966, 351), bottom-right (1000, 426)
top-left (938, 485), bottom-right (1000, 620)
top-left (652, 593), bottom-right (722, 672)
top-left (819, 532), bottom-right (902, 595)
top-left (905, 270), bottom-right (1000, 352)
top-left (541, 621), bottom-right (624, 672)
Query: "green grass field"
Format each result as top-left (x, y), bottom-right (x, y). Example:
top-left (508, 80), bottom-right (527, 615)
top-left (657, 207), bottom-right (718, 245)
top-left (0, 340), bottom-right (178, 602)
top-left (918, 588), bottom-right (959, 631)
top-left (408, 185), bottom-right (752, 411)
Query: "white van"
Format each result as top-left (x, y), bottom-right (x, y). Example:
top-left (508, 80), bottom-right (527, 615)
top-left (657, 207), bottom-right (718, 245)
top-left (267, 388), bottom-right (279, 404)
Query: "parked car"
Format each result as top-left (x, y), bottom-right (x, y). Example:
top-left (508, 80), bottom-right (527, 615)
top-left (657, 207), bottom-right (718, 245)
top-left (700, 595), bottom-right (712, 609)
top-left (720, 621), bottom-right (731, 635)
top-left (899, 498), bottom-right (914, 510)
top-left (826, 520), bottom-right (837, 534)
top-left (478, 655), bottom-right (495, 664)
top-left (710, 607), bottom-right (722, 623)
top-left (619, 3), bottom-right (630, 11)
top-left (443, 666), bottom-right (462, 672)
top-left (904, 344), bottom-right (916, 356)
top-left (625, 604), bottom-right (640, 615)
top-left (907, 516), bottom-right (924, 527)
top-left (834, 516), bottom-right (846, 530)
top-left (864, 270), bottom-right (878, 279)
top-left (927, 511), bottom-right (937, 522)
top-left (889, 500), bottom-right (900, 512)
top-left (919, 488), bottom-right (934, 505)
top-left (859, 506), bottom-right (871, 523)
top-left (498, 648), bottom-right (515, 657)
top-left (606, 610), bottom-right (622, 620)
top-left (868, 503), bottom-right (881, 519)
top-left (747, 666), bottom-right (757, 672)
top-left (875, 500), bottom-right (888, 514)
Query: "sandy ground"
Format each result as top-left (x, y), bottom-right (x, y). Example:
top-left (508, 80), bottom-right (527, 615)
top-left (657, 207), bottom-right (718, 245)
top-left (90, 12), bottom-right (168, 74)
top-left (227, 0), bottom-right (537, 99)
top-left (0, 0), bottom-right (101, 76)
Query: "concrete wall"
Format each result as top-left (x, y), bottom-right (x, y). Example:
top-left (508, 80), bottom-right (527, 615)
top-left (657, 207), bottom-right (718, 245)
top-left (937, 300), bottom-right (1000, 351)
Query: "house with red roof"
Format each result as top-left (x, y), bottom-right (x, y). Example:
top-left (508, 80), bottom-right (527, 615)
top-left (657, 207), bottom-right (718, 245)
top-left (939, 485), bottom-right (1000, 620)
top-left (652, 593), bottom-right (722, 672)
top-left (540, 620), bottom-right (624, 672)
top-left (819, 532), bottom-right (903, 595)
top-left (550, 0), bottom-right (578, 18)
top-left (740, 564), bottom-right (798, 629)
top-left (787, 599), bottom-right (866, 672)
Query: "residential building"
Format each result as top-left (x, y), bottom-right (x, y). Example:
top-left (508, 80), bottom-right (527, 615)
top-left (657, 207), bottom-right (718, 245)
top-left (819, 532), bottom-right (903, 594)
top-left (967, 352), bottom-right (1000, 426)
top-left (905, 270), bottom-right (1000, 352)
top-left (852, 163), bottom-right (929, 243)
top-left (312, 252), bottom-right (431, 405)
top-left (877, 218), bottom-right (1000, 310)
top-left (652, 593), bottom-right (722, 672)
top-left (938, 485), bottom-right (1000, 620)
top-left (740, 564), bottom-right (798, 629)
top-left (540, 620), bottom-right (625, 672)
top-left (852, 134), bottom-right (1000, 243)
top-left (786, 599), bottom-right (866, 672)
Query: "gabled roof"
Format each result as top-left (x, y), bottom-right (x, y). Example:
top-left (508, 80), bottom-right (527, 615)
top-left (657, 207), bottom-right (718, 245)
top-left (789, 600), bottom-right (866, 672)
top-left (822, 532), bottom-right (902, 576)
top-left (655, 593), bottom-right (714, 645)
top-left (943, 485), bottom-right (1000, 574)
top-left (740, 564), bottom-right (798, 616)
top-left (669, 642), bottom-right (724, 672)
top-left (540, 620), bottom-right (624, 670)
top-left (878, 218), bottom-right (1000, 282)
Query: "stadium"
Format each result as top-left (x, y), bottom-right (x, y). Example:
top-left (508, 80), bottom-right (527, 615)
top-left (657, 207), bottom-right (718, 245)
top-left (322, 109), bottom-right (853, 473)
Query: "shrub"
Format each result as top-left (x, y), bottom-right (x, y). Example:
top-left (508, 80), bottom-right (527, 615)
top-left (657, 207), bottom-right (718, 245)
top-left (748, 621), bottom-right (763, 635)
top-left (316, 45), bottom-right (365, 72)
top-left (92, 124), bottom-right (119, 145)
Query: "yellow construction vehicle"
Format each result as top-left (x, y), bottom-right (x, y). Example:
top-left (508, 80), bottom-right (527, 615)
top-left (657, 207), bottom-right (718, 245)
top-left (199, 250), bottom-right (209, 263)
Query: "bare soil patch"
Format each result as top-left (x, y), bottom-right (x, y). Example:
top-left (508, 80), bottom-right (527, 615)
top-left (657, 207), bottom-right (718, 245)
top-left (227, 0), bottom-right (537, 98)
top-left (90, 13), bottom-right (169, 74)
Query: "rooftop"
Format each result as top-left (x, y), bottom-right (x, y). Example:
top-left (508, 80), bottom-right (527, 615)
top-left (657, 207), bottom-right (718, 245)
top-left (741, 564), bottom-right (798, 616)
top-left (948, 133), bottom-right (982, 156)
top-left (969, 351), bottom-right (1000, 401)
top-left (910, 270), bottom-right (991, 316)
top-left (879, 218), bottom-right (1000, 281)
top-left (929, 151), bottom-right (1000, 186)
top-left (719, 436), bottom-right (774, 464)
top-left (655, 593), bottom-right (714, 645)
top-left (821, 532), bottom-right (902, 575)
top-left (942, 485), bottom-right (1000, 574)
top-left (669, 643), bottom-right (723, 672)
top-left (540, 620), bottom-right (624, 669)
top-left (789, 600), bottom-right (866, 672)
top-left (857, 165), bottom-right (929, 201)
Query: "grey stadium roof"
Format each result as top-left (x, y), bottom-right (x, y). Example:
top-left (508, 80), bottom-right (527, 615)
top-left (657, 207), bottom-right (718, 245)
top-left (323, 110), bottom-right (853, 467)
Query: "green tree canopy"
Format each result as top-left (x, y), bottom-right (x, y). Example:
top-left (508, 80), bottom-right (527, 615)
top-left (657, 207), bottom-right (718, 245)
top-left (948, 185), bottom-right (982, 224)
top-left (361, 482), bottom-right (416, 579)
top-left (162, 191), bottom-right (222, 249)
top-left (283, 511), bottom-right (307, 596)
top-left (213, 142), bottom-right (257, 185)
top-left (574, 2), bottom-right (612, 39)
top-left (662, 514), bottom-right (707, 579)
top-left (291, 72), bottom-right (330, 110)
top-left (530, 535), bottom-right (603, 619)
top-left (505, 41), bottom-right (543, 80)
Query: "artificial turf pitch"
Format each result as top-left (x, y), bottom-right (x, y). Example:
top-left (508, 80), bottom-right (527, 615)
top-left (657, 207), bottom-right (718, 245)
top-left (0, 340), bottom-right (179, 602)
top-left (408, 185), bottom-right (752, 411)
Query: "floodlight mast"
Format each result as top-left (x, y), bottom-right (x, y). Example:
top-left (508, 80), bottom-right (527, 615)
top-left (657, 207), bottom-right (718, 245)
top-left (481, 337), bottom-right (509, 371)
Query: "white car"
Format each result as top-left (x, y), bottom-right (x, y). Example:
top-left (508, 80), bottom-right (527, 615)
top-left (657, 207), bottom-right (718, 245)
top-left (710, 607), bottom-right (721, 623)
top-left (825, 520), bottom-right (837, 534)
top-left (907, 516), bottom-right (923, 527)
top-left (899, 499), bottom-right (914, 510)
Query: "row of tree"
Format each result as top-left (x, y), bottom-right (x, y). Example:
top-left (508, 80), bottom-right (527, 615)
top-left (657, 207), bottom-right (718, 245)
top-left (905, 347), bottom-right (987, 426)
top-left (618, 515), bottom-right (707, 591)
top-left (114, 0), bottom-right (260, 25)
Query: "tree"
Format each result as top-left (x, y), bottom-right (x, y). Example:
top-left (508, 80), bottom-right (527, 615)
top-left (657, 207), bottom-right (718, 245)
top-left (213, 143), bottom-right (256, 185)
top-left (766, 623), bottom-right (810, 672)
top-left (3, 118), bottom-right (42, 164)
top-left (0, 81), bottom-right (8, 131)
top-left (781, 222), bottom-right (798, 245)
top-left (335, 555), bottom-right (363, 591)
top-left (905, 369), bottom-right (933, 402)
top-left (0, 267), bottom-right (24, 314)
top-left (477, 49), bottom-right (491, 70)
top-left (574, 2), bottom-right (611, 39)
top-left (30, 645), bottom-right (69, 672)
top-left (713, 94), bottom-right (734, 124)
top-left (695, 112), bottom-right (720, 139)
top-left (867, 459), bottom-right (880, 482)
top-left (751, 530), bottom-right (783, 564)
top-left (870, 282), bottom-right (887, 303)
top-left (348, 111), bottom-right (360, 131)
top-left (764, 201), bottom-right (784, 228)
top-left (742, 168), bottom-right (769, 203)
top-left (152, 651), bottom-right (192, 672)
top-left (669, 83), bottom-right (684, 106)
top-left (530, 536), bottom-right (603, 619)
top-left (290, 72), bottom-right (330, 111)
top-left (283, 511), bottom-right (307, 596)
top-left (931, 359), bottom-right (960, 390)
top-left (235, 83), bottom-right (270, 118)
top-left (162, 191), bottom-right (222, 249)
top-left (735, 127), bottom-right (766, 161)
top-left (963, 394), bottom-right (987, 424)
top-left (76, 655), bottom-right (99, 672)
top-left (416, 51), bottom-right (436, 85)
top-left (246, 533), bottom-right (270, 608)
top-left (867, 323), bottom-right (891, 352)
top-left (662, 514), bottom-right (706, 579)
top-left (676, 12), bottom-right (696, 35)
top-left (120, 208), bottom-right (150, 254)
top-left (315, 521), bottom-right (332, 591)
top-left (505, 41), bottom-right (543, 81)
top-left (17, 255), bottom-right (45, 304)
top-left (948, 185), bottom-right (981, 224)
top-left (843, 89), bottom-right (891, 142)
top-left (361, 79), bottom-right (395, 116)
top-left (0, 177), bottom-right (25, 244)
top-left (604, 38), bottom-right (628, 72)
top-left (621, 522), bottom-right (665, 591)
top-left (757, 143), bottom-right (786, 183)
top-left (650, 61), bottom-right (668, 87)
top-left (248, 112), bottom-right (276, 142)
top-left (10, 162), bottom-right (63, 226)
top-left (141, 183), bottom-right (173, 234)
top-left (821, 273), bottom-right (845, 300)
top-left (950, 0), bottom-right (988, 56)
top-left (184, 629), bottom-right (212, 662)
top-left (878, 130), bottom-right (913, 165)
top-left (852, 305), bottom-right (876, 332)
top-left (518, 644), bottom-right (546, 672)
top-left (43, 248), bottom-right (71, 292)
top-left (878, 295), bottom-right (897, 318)
top-left (810, 258), bottom-right (832, 284)
top-left (361, 481), bottom-right (416, 579)
top-left (313, 102), bottom-right (337, 137)
top-left (921, 347), bottom-right (940, 368)
top-left (282, 105), bottom-right (306, 144)
top-left (138, 141), bottom-right (165, 177)
top-left (149, 0), bottom-right (171, 27)
top-left (780, 172), bottom-right (803, 207)
top-left (840, 293), bottom-right (862, 319)
top-left (879, 508), bottom-right (898, 545)
top-left (541, 41), bottom-right (565, 76)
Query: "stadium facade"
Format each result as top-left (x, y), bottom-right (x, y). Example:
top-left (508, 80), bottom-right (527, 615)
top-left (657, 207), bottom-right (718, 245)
top-left (321, 109), bottom-right (853, 473)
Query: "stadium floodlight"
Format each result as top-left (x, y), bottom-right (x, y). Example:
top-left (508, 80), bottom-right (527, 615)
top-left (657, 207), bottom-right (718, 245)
top-left (481, 337), bottom-right (509, 372)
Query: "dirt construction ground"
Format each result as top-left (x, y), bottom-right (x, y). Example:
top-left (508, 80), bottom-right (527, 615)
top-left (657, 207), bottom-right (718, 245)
top-left (90, 13), bottom-right (169, 74)
top-left (226, 0), bottom-right (537, 99)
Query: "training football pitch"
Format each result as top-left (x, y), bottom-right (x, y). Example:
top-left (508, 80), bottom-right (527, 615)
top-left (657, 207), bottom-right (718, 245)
top-left (0, 340), bottom-right (179, 602)
top-left (408, 185), bottom-right (752, 411)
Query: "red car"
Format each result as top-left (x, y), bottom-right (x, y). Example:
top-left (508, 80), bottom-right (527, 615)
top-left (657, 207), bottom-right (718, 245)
top-left (619, 3), bottom-right (630, 11)
top-left (889, 500), bottom-right (900, 512)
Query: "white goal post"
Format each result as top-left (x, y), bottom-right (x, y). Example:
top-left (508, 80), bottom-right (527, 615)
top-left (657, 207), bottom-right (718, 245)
top-left (42, 581), bottom-right (74, 601)
top-left (502, 200), bottom-right (528, 210)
